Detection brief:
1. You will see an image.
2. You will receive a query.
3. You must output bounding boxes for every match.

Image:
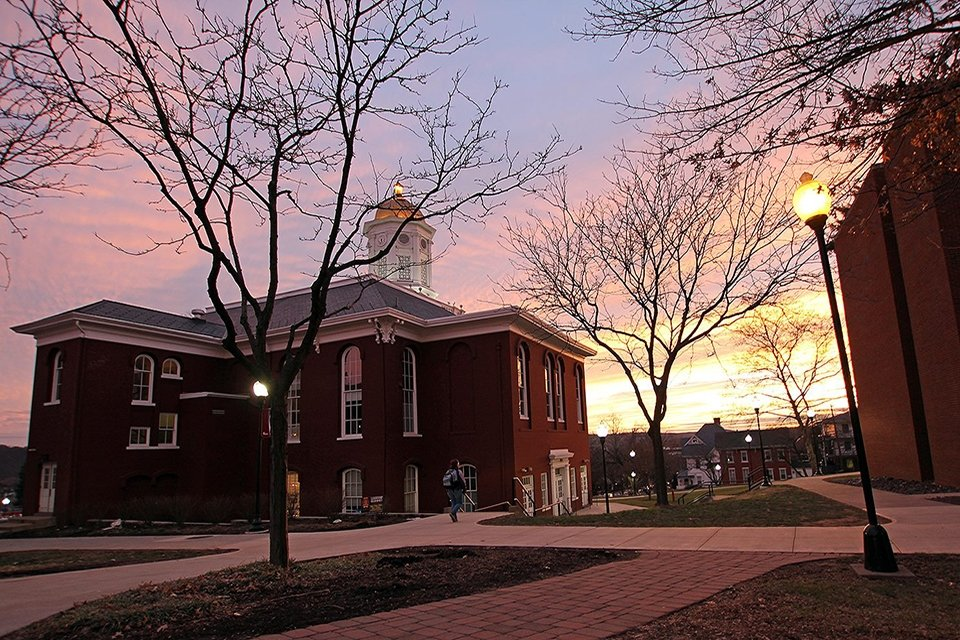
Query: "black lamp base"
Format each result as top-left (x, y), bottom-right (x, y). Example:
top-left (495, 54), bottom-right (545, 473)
top-left (863, 523), bottom-right (898, 573)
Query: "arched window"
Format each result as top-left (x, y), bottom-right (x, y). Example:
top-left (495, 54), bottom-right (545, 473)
top-left (287, 371), bottom-right (301, 443)
top-left (544, 354), bottom-right (555, 422)
top-left (556, 357), bottom-right (566, 423)
top-left (49, 350), bottom-right (63, 404)
top-left (403, 464), bottom-right (419, 513)
top-left (402, 348), bottom-right (418, 435)
top-left (161, 358), bottom-right (181, 379)
top-left (341, 347), bottom-right (362, 438)
top-left (342, 468), bottom-right (362, 513)
top-left (132, 355), bottom-right (154, 404)
top-left (461, 464), bottom-right (478, 512)
top-left (517, 343), bottom-right (530, 419)
top-left (575, 365), bottom-right (585, 425)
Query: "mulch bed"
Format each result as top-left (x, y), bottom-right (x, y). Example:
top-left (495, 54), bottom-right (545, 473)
top-left (829, 475), bottom-right (960, 495)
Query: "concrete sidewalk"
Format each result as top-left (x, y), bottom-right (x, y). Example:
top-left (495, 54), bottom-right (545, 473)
top-left (0, 476), bottom-right (958, 637)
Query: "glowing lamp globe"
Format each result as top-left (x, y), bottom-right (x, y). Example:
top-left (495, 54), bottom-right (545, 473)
top-left (596, 424), bottom-right (609, 439)
top-left (793, 172), bottom-right (832, 229)
top-left (253, 381), bottom-right (269, 397)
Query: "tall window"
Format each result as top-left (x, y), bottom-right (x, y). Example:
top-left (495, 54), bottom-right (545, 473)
top-left (341, 347), bottom-right (362, 437)
top-left (158, 413), bottom-right (178, 447)
top-left (521, 475), bottom-right (534, 515)
top-left (402, 348), bottom-right (418, 435)
top-left (575, 365), bottom-right (585, 424)
top-left (49, 350), bottom-right (63, 404)
top-left (516, 343), bottom-right (530, 419)
top-left (555, 358), bottom-right (566, 423)
top-left (342, 468), bottom-right (363, 513)
top-left (132, 355), bottom-right (154, 404)
top-left (544, 354), bottom-right (555, 421)
top-left (161, 358), bottom-right (181, 379)
top-left (287, 371), bottom-right (301, 443)
top-left (404, 465), bottom-right (419, 513)
top-left (461, 464), bottom-right (478, 512)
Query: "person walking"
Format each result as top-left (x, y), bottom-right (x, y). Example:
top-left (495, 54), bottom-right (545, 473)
top-left (442, 459), bottom-right (466, 522)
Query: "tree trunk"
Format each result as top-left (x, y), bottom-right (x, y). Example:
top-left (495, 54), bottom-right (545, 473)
top-left (648, 427), bottom-right (669, 506)
top-left (268, 402), bottom-right (289, 568)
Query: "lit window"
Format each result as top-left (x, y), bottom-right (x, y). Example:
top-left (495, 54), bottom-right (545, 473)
top-left (342, 347), bottom-right (362, 437)
top-left (404, 465), bottom-right (419, 513)
top-left (517, 343), bottom-right (530, 419)
top-left (402, 348), bottom-right (418, 434)
top-left (161, 358), bottom-right (181, 379)
top-left (545, 354), bottom-right (555, 421)
top-left (342, 468), bottom-right (363, 513)
top-left (132, 355), bottom-right (154, 404)
top-left (287, 372), bottom-right (301, 443)
top-left (129, 426), bottom-right (149, 448)
top-left (158, 413), bottom-right (178, 447)
top-left (50, 350), bottom-right (63, 404)
top-left (287, 471), bottom-right (301, 517)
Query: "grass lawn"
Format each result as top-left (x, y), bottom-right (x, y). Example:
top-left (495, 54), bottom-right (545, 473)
top-left (3, 547), bottom-right (634, 640)
top-left (0, 549), bottom-right (235, 578)
top-left (614, 554), bottom-right (960, 640)
top-left (486, 485), bottom-right (882, 527)
top-left (6, 549), bottom-right (957, 640)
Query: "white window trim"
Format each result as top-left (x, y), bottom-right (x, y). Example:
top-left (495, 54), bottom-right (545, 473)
top-left (341, 347), bottom-right (363, 438)
top-left (157, 413), bottom-right (178, 448)
top-left (128, 426), bottom-right (150, 449)
top-left (575, 366), bottom-right (584, 424)
top-left (43, 401), bottom-right (61, 407)
top-left (160, 358), bottom-right (182, 380)
top-left (342, 468), bottom-right (363, 513)
top-left (544, 354), bottom-right (555, 421)
top-left (517, 344), bottom-right (530, 419)
top-left (133, 355), bottom-right (154, 404)
top-left (740, 450), bottom-right (749, 463)
top-left (404, 464), bottom-right (419, 513)
top-left (287, 371), bottom-right (301, 444)
top-left (402, 348), bottom-right (418, 435)
top-left (50, 351), bottom-right (63, 404)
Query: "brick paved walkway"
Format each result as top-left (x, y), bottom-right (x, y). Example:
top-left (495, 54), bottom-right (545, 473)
top-left (256, 550), bottom-right (828, 640)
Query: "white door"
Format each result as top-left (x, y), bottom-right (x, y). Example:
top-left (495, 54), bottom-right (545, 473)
top-left (553, 466), bottom-right (570, 515)
top-left (39, 462), bottom-right (57, 513)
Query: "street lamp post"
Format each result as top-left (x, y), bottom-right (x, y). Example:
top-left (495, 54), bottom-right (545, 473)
top-left (252, 381), bottom-right (269, 531)
top-left (793, 173), bottom-right (898, 573)
top-left (630, 470), bottom-right (637, 495)
top-left (744, 433), bottom-right (754, 485)
top-left (754, 406), bottom-right (770, 485)
top-left (597, 424), bottom-right (611, 514)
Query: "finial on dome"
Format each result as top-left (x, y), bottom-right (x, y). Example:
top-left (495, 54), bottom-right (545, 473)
top-left (393, 182), bottom-right (404, 197)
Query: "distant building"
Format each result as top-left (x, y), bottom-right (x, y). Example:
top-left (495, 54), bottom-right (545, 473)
top-left (835, 134), bottom-right (960, 487)
top-left (812, 412), bottom-right (858, 474)
top-left (715, 428), bottom-right (796, 485)
top-left (678, 418), bottom-right (725, 488)
top-left (13, 188), bottom-right (596, 523)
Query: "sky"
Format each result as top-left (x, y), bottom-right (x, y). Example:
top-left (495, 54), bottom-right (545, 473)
top-left (0, 1), bottom-right (848, 446)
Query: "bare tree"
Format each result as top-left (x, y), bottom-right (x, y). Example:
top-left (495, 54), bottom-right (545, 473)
top-left (579, 0), bottom-right (960, 191)
top-left (0, 30), bottom-right (99, 289)
top-left (505, 155), bottom-right (808, 505)
top-left (732, 305), bottom-right (839, 475)
top-left (10, 0), bottom-right (568, 566)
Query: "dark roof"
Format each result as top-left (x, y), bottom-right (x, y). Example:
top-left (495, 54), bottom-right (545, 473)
top-left (74, 300), bottom-right (225, 338)
top-left (681, 422), bottom-right (725, 459)
top-left (715, 428), bottom-right (798, 450)
top-left (210, 278), bottom-right (456, 332)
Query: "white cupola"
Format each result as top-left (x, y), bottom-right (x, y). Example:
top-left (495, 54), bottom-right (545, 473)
top-left (362, 183), bottom-right (437, 298)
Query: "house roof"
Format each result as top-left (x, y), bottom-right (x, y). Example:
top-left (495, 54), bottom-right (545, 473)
top-left (715, 428), bottom-right (797, 450)
top-left (22, 300), bottom-right (226, 338)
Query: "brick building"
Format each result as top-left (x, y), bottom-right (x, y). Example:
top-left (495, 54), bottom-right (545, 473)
top-left (834, 138), bottom-right (960, 487)
top-left (715, 429), bottom-right (795, 485)
top-left (14, 190), bottom-right (596, 523)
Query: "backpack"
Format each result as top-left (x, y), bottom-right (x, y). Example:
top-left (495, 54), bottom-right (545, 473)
top-left (442, 468), bottom-right (461, 489)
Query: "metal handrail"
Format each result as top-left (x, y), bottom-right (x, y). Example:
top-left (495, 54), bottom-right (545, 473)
top-left (512, 477), bottom-right (536, 517)
top-left (537, 499), bottom-right (572, 516)
top-left (475, 498), bottom-right (528, 515)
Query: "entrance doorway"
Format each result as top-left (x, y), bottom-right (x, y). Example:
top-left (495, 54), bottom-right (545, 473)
top-left (39, 462), bottom-right (57, 513)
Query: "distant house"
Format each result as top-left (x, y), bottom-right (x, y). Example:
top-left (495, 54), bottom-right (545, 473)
top-left (715, 428), bottom-right (796, 486)
top-left (13, 189), bottom-right (597, 524)
top-left (678, 418), bottom-right (725, 488)
top-left (812, 412), bottom-right (858, 474)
